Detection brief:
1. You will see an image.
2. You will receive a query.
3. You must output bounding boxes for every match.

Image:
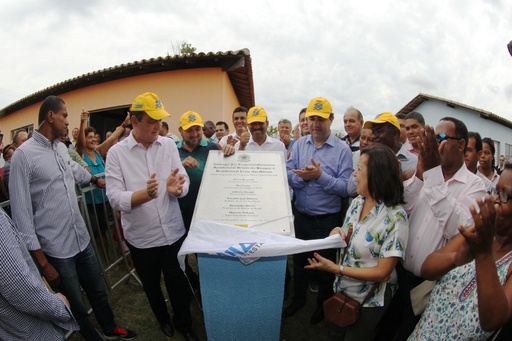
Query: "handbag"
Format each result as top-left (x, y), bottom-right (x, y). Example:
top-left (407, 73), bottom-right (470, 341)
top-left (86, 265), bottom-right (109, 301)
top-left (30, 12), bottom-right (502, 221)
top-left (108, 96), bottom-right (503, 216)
top-left (323, 228), bottom-right (378, 328)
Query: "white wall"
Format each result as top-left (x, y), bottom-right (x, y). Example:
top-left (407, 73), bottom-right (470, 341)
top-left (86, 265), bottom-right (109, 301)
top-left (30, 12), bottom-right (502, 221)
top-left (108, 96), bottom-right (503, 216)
top-left (414, 99), bottom-right (512, 160)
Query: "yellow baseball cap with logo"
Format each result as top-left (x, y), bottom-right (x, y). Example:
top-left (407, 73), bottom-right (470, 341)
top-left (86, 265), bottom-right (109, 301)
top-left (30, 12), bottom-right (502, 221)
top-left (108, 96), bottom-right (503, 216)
top-left (306, 97), bottom-right (333, 119)
top-left (363, 112), bottom-right (400, 130)
top-left (247, 106), bottom-right (268, 124)
top-left (179, 111), bottom-right (204, 130)
top-left (129, 92), bottom-right (170, 120)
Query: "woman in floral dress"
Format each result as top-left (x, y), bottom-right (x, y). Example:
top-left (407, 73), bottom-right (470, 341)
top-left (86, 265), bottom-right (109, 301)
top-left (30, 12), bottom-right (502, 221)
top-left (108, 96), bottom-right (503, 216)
top-left (306, 145), bottom-right (408, 340)
top-left (409, 163), bottom-right (512, 340)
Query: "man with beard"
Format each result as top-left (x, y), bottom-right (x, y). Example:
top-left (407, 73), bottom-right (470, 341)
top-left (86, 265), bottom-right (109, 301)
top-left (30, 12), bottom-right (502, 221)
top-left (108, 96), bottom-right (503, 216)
top-left (177, 111), bottom-right (219, 230)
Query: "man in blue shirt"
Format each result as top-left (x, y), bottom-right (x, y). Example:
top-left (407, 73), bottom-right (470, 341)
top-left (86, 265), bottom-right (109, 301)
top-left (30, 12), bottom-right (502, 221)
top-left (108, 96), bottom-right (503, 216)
top-left (284, 97), bottom-right (353, 324)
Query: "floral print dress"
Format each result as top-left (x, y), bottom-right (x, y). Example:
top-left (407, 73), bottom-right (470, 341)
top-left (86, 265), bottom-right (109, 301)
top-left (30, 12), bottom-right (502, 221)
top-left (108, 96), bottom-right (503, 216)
top-left (334, 196), bottom-right (408, 307)
top-left (409, 250), bottom-right (512, 340)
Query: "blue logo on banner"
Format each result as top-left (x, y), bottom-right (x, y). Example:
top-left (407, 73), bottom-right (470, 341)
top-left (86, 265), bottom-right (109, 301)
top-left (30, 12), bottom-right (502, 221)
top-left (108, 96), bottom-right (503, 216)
top-left (216, 242), bottom-right (263, 257)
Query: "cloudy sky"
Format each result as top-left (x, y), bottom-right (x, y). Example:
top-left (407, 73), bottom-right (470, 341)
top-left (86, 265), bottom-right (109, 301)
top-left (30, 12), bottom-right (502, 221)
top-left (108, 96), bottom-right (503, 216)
top-left (1, 0), bottom-right (511, 132)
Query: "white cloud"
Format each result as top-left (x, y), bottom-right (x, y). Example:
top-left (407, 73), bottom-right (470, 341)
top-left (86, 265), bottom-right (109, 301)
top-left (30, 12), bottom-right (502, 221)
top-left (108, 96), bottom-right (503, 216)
top-left (1, 0), bottom-right (512, 134)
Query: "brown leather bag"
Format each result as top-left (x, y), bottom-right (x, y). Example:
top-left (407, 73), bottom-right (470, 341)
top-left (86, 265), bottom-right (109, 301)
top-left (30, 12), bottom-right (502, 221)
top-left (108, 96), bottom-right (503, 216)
top-left (323, 227), bottom-right (378, 328)
top-left (323, 291), bottom-right (362, 327)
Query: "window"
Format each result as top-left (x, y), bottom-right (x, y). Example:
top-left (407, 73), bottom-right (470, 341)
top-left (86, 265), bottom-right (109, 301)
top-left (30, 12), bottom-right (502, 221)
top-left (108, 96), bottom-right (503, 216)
top-left (10, 124), bottom-right (33, 144)
top-left (493, 140), bottom-right (500, 166)
top-left (506, 143), bottom-right (512, 162)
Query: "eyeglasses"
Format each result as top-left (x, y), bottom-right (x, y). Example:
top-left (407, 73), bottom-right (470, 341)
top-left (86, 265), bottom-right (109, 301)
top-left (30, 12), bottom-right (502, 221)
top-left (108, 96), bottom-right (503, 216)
top-left (436, 133), bottom-right (460, 144)
top-left (490, 187), bottom-right (512, 203)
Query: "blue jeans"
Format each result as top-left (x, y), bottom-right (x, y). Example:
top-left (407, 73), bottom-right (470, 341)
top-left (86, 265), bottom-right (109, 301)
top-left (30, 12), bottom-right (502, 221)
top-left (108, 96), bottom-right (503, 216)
top-left (47, 242), bottom-right (116, 341)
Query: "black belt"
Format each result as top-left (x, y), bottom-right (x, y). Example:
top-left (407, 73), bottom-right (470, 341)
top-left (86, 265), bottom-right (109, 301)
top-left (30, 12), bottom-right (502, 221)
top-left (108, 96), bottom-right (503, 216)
top-left (296, 211), bottom-right (340, 220)
top-left (405, 270), bottom-right (425, 287)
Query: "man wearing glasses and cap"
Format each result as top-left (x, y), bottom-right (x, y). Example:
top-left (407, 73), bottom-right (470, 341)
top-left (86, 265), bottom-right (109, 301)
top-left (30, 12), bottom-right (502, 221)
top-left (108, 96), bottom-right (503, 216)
top-left (377, 117), bottom-right (486, 340)
top-left (106, 93), bottom-right (197, 341)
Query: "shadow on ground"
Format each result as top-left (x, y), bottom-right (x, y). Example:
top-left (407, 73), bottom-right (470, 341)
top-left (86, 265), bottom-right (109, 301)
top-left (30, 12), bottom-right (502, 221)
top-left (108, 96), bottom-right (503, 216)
top-left (68, 255), bottom-right (331, 341)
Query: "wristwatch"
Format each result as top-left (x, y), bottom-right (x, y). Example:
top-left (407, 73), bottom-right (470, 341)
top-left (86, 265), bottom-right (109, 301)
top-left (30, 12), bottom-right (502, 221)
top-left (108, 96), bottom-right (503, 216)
top-left (337, 264), bottom-right (344, 277)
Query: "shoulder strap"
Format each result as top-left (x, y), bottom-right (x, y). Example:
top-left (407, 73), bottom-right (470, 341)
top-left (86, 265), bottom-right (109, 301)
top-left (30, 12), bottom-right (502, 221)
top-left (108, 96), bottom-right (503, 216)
top-left (339, 227), bottom-right (353, 266)
top-left (361, 283), bottom-right (379, 305)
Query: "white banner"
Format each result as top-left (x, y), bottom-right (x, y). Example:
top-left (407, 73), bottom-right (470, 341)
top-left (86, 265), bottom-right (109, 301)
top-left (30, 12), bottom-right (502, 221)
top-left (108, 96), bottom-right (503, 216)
top-left (178, 220), bottom-right (346, 269)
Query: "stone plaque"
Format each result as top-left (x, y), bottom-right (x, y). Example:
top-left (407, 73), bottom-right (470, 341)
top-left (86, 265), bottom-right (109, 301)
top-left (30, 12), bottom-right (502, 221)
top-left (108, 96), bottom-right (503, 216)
top-left (191, 151), bottom-right (293, 235)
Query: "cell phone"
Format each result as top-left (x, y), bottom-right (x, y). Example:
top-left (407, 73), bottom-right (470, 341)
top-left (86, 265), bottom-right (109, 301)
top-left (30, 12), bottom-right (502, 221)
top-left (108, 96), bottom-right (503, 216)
top-left (0, 133), bottom-right (3, 145)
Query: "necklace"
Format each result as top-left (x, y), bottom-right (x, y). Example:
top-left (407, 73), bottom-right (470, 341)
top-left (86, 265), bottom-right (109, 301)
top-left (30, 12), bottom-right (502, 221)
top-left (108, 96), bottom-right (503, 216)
top-left (85, 149), bottom-right (97, 160)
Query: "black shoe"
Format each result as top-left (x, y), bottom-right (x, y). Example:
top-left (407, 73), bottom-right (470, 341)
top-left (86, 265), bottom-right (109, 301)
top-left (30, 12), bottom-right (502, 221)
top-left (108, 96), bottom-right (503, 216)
top-left (282, 303), bottom-right (305, 318)
top-left (160, 322), bottom-right (174, 337)
top-left (310, 306), bottom-right (324, 324)
top-left (181, 330), bottom-right (199, 341)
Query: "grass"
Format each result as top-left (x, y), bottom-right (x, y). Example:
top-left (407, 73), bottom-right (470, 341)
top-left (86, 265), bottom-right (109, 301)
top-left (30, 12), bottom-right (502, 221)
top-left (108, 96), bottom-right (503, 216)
top-left (67, 253), bottom-right (332, 341)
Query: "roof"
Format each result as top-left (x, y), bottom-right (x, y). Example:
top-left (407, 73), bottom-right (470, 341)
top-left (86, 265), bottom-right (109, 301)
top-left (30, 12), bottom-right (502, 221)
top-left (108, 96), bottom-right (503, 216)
top-left (397, 93), bottom-right (512, 130)
top-left (0, 48), bottom-right (255, 118)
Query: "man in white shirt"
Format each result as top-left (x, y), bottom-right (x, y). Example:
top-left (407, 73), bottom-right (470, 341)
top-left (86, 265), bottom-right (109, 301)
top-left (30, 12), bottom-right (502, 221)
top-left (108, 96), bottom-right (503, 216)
top-left (237, 106), bottom-right (287, 156)
top-left (218, 106), bottom-right (249, 146)
top-left (378, 117), bottom-right (486, 340)
top-left (106, 92), bottom-right (197, 341)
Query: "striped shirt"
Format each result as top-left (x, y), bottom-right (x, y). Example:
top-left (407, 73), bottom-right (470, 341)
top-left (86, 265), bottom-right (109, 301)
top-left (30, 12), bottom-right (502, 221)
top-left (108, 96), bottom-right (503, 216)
top-left (9, 130), bottom-right (92, 258)
top-left (0, 208), bottom-right (79, 340)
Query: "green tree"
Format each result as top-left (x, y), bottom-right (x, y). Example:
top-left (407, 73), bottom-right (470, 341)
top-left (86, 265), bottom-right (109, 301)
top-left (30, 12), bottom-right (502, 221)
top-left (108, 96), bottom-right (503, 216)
top-left (180, 42), bottom-right (196, 54)
top-left (168, 40), bottom-right (197, 56)
top-left (334, 130), bottom-right (344, 139)
top-left (267, 125), bottom-right (278, 138)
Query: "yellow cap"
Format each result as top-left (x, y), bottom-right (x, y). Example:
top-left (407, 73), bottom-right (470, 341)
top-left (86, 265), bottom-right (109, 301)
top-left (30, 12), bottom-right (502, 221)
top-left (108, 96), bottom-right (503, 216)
top-left (247, 106), bottom-right (268, 124)
top-left (306, 97), bottom-right (332, 119)
top-left (179, 111), bottom-right (204, 130)
top-left (129, 92), bottom-right (170, 120)
top-left (363, 112), bottom-right (400, 131)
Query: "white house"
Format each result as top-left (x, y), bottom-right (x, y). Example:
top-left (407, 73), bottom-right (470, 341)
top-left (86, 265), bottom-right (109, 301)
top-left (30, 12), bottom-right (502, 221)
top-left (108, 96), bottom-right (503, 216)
top-left (398, 93), bottom-right (512, 161)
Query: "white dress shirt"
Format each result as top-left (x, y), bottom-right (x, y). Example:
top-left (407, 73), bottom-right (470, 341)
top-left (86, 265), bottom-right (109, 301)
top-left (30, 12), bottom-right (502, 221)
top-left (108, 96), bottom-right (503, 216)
top-left (235, 135), bottom-right (287, 157)
top-left (106, 134), bottom-right (189, 249)
top-left (219, 132), bottom-right (239, 147)
top-left (402, 164), bottom-right (486, 276)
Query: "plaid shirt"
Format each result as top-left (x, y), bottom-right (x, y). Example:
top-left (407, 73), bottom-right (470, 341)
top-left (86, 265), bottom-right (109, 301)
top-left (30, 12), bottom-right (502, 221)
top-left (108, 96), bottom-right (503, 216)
top-left (0, 208), bottom-right (79, 340)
